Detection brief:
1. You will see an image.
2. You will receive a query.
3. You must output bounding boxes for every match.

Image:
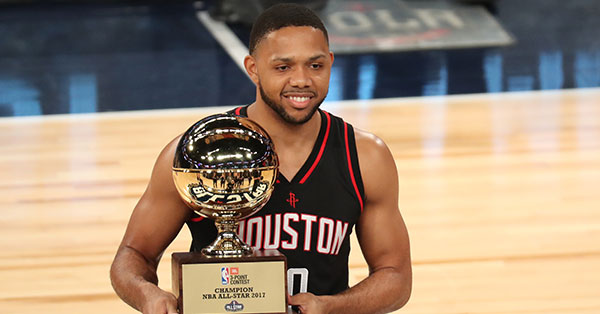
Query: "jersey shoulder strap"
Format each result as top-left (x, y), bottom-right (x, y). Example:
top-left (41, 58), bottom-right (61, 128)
top-left (323, 110), bottom-right (366, 212)
top-left (227, 105), bottom-right (249, 117)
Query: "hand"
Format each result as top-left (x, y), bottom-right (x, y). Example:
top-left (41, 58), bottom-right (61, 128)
top-left (141, 285), bottom-right (178, 314)
top-left (288, 292), bottom-right (328, 314)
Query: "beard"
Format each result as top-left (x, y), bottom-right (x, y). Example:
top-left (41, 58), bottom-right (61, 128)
top-left (259, 84), bottom-right (325, 125)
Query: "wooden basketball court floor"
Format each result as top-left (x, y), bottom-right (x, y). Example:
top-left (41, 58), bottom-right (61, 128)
top-left (1, 88), bottom-right (599, 313)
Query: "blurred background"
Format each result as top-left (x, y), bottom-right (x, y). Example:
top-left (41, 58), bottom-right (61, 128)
top-left (1, 0), bottom-right (599, 116)
top-left (1, 1), bottom-right (600, 314)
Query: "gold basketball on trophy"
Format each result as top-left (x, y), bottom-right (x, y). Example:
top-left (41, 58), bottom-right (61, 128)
top-left (171, 114), bottom-right (287, 314)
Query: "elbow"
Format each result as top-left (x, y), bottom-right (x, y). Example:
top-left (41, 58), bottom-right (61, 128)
top-left (109, 250), bottom-right (123, 292)
top-left (109, 245), bottom-right (135, 291)
top-left (389, 269), bottom-right (412, 311)
top-left (386, 283), bottom-right (411, 312)
top-left (395, 283), bottom-right (412, 309)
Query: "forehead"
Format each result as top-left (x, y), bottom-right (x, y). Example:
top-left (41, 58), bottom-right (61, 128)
top-left (255, 26), bottom-right (329, 60)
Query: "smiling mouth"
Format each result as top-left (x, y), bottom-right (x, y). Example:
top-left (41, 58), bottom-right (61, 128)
top-left (283, 95), bottom-right (313, 109)
top-left (281, 90), bottom-right (315, 106)
top-left (283, 91), bottom-right (315, 105)
top-left (287, 96), bottom-right (311, 102)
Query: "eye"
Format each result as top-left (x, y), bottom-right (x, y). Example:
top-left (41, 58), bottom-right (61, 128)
top-left (310, 63), bottom-right (322, 70)
top-left (276, 65), bottom-right (289, 71)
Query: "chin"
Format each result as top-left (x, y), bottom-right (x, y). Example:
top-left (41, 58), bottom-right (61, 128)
top-left (287, 107), bottom-right (320, 124)
top-left (260, 87), bottom-right (323, 124)
top-left (288, 113), bottom-right (314, 124)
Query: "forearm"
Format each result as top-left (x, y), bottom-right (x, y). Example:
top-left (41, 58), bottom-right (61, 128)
top-left (323, 267), bottom-right (411, 314)
top-left (110, 246), bottom-right (162, 312)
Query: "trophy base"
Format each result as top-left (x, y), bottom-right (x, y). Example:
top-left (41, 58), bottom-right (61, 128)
top-left (172, 250), bottom-right (288, 314)
top-left (201, 231), bottom-right (253, 257)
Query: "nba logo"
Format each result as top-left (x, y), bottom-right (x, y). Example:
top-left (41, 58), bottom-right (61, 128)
top-left (221, 267), bottom-right (230, 285)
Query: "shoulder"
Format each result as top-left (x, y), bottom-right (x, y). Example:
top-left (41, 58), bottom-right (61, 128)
top-left (158, 135), bottom-right (182, 163)
top-left (145, 134), bottom-right (183, 191)
top-left (353, 128), bottom-right (398, 202)
top-left (354, 128), bottom-right (394, 165)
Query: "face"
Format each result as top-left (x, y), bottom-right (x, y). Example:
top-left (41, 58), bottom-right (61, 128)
top-left (246, 26), bottom-right (333, 124)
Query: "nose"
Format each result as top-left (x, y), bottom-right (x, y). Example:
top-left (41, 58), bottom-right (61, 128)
top-left (289, 67), bottom-right (311, 88)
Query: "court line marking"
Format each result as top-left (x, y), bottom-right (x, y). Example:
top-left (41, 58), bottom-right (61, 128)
top-left (323, 86), bottom-right (600, 109)
top-left (0, 105), bottom-right (238, 123)
top-left (1, 87), bottom-right (599, 123)
top-left (397, 250), bottom-right (600, 266)
top-left (195, 10), bottom-right (248, 74)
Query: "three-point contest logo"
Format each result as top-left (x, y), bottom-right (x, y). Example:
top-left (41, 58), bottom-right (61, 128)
top-left (221, 267), bottom-right (239, 285)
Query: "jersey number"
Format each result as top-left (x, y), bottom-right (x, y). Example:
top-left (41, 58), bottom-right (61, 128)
top-left (287, 268), bottom-right (309, 295)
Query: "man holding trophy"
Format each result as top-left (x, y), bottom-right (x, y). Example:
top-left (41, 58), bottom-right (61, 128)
top-left (110, 3), bottom-right (412, 314)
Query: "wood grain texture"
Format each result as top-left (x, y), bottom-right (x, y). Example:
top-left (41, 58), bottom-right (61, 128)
top-left (1, 88), bottom-right (599, 313)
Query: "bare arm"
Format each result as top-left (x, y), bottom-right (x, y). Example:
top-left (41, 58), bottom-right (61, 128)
top-left (290, 129), bottom-right (412, 314)
top-left (110, 137), bottom-right (191, 314)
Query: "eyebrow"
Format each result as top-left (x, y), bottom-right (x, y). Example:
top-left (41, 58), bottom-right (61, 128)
top-left (308, 54), bottom-right (327, 62)
top-left (270, 54), bottom-right (327, 63)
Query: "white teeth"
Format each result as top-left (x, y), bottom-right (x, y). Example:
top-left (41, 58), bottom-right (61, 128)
top-left (289, 96), bottom-right (309, 102)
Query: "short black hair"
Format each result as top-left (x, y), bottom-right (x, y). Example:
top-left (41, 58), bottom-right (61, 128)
top-left (248, 3), bottom-right (329, 55)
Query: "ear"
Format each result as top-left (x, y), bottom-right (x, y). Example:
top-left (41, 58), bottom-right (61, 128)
top-left (244, 55), bottom-right (259, 85)
top-left (329, 51), bottom-right (335, 65)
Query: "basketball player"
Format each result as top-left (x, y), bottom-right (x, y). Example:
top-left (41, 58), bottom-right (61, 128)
top-left (110, 4), bottom-right (411, 314)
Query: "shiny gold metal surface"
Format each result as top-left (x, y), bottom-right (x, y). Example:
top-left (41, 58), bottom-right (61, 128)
top-left (172, 114), bottom-right (278, 256)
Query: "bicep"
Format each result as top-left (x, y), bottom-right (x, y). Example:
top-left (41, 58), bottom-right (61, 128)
top-left (355, 131), bottom-right (411, 273)
top-left (357, 201), bottom-right (410, 273)
top-left (119, 137), bottom-right (191, 264)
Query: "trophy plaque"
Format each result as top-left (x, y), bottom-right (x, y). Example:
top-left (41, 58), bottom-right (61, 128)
top-left (172, 114), bottom-right (287, 314)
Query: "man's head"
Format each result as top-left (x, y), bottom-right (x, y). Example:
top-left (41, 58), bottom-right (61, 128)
top-left (248, 3), bottom-right (329, 56)
top-left (244, 4), bottom-right (333, 125)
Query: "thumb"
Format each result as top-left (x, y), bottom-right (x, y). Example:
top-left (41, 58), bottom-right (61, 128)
top-left (288, 293), bottom-right (299, 305)
top-left (288, 292), bottom-right (309, 305)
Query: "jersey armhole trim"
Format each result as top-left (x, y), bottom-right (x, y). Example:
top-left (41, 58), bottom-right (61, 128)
top-left (344, 122), bottom-right (364, 213)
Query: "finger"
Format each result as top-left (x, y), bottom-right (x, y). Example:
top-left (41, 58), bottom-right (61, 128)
top-left (288, 293), bottom-right (299, 305)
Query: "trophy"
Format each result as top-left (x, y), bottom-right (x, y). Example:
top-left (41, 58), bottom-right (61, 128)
top-left (171, 114), bottom-right (287, 314)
